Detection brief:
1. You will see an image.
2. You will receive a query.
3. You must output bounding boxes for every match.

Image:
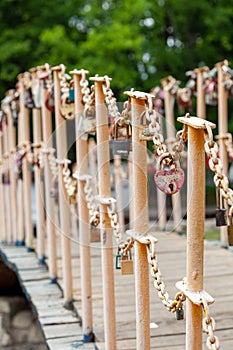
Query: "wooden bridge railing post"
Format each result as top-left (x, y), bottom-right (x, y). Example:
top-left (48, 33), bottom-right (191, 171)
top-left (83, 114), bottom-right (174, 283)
top-left (90, 75), bottom-right (117, 349)
top-left (71, 69), bottom-right (94, 342)
top-left (40, 65), bottom-right (58, 282)
top-left (18, 73), bottom-right (34, 251)
top-left (2, 110), bottom-right (12, 242)
top-left (194, 67), bottom-right (208, 119)
top-left (177, 116), bottom-right (216, 350)
top-left (0, 124), bottom-right (6, 243)
top-left (216, 60), bottom-right (229, 247)
top-left (125, 90), bottom-right (151, 350)
top-left (53, 65), bottom-right (73, 307)
top-left (6, 96), bottom-right (18, 244)
top-left (30, 68), bottom-right (45, 263)
top-left (161, 76), bottom-right (183, 233)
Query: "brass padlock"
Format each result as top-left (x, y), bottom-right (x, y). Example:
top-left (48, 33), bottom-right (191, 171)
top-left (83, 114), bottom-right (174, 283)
top-left (120, 251), bottom-right (134, 275)
top-left (215, 187), bottom-right (227, 227)
top-left (112, 122), bottom-right (131, 158)
top-left (90, 226), bottom-right (100, 243)
top-left (228, 214), bottom-right (233, 246)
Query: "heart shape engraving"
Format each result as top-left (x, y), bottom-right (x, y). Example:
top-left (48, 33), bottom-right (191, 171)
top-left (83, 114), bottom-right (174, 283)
top-left (154, 168), bottom-right (185, 195)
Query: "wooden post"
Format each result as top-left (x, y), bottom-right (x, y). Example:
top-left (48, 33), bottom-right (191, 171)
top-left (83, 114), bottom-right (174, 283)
top-left (0, 124), bottom-right (6, 243)
top-left (2, 111), bottom-right (12, 242)
top-left (89, 76), bottom-right (116, 349)
top-left (52, 65), bottom-right (73, 307)
top-left (194, 67), bottom-right (209, 119)
top-left (71, 69), bottom-right (94, 341)
top-left (6, 96), bottom-right (18, 244)
top-left (17, 74), bottom-right (25, 245)
top-left (161, 76), bottom-right (183, 233)
top-left (177, 116), bottom-right (215, 350)
top-left (216, 61), bottom-right (229, 247)
top-left (128, 151), bottom-right (134, 228)
top-left (114, 155), bottom-right (125, 230)
top-left (30, 68), bottom-right (45, 263)
top-left (125, 90), bottom-right (151, 350)
top-left (18, 73), bottom-right (34, 251)
top-left (39, 67), bottom-right (58, 282)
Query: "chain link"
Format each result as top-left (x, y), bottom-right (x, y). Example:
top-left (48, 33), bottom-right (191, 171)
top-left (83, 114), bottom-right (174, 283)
top-left (106, 200), bottom-right (135, 255)
top-left (201, 296), bottom-right (220, 350)
top-left (80, 70), bottom-right (95, 112)
top-left (204, 122), bottom-right (233, 213)
top-left (48, 149), bottom-right (59, 181)
top-left (146, 237), bottom-right (186, 313)
top-left (62, 161), bottom-right (77, 204)
top-left (83, 175), bottom-right (100, 226)
top-left (143, 101), bottom-right (188, 168)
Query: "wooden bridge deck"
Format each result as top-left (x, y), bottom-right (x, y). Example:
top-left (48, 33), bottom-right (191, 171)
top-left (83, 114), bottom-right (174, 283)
top-left (1, 227), bottom-right (233, 350)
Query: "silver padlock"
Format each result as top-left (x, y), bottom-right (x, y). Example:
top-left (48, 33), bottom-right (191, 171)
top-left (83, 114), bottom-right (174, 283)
top-left (112, 122), bottom-right (131, 158)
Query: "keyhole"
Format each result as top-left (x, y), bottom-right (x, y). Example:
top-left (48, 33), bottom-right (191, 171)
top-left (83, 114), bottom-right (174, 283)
top-left (169, 183), bottom-right (174, 192)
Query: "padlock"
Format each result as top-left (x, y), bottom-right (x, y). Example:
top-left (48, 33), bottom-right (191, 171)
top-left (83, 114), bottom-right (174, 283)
top-left (81, 107), bottom-right (96, 135)
top-left (90, 226), bottom-right (100, 243)
top-left (112, 122), bottom-right (131, 158)
top-left (215, 187), bottom-right (227, 227)
top-left (115, 252), bottom-right (122, 270)
top-left (67, 183), bottom-right (77, 205)
top-left (60, 94), bottom-right (75, 120)
top-left (120, 251), bottom-right (134, 275)
top-left (45, 87), bottom-right (55, 112)
top-left (25, 87), bottom-right (35, 109)
top-left (69, 88), bottom-right (74, 102)
top-left (175, 308), bottom-right (184, 320)
top-left (32, 82), bottom-right (41, 108)
top-left (228, 214), bottom-right (233, 246)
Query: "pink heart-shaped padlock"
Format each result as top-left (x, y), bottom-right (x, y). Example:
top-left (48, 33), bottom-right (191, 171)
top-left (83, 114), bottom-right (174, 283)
top-left (154, 168), bottom-right (185, 195)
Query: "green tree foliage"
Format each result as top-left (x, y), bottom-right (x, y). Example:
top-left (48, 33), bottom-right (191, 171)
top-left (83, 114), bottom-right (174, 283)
top-left (1, 0), bottom-right (233, 99)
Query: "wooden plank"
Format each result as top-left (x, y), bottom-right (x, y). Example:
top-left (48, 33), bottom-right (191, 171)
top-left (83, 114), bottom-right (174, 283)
top-left (43, 323), bottom-right (83, 339)
top-left (47, 336), bottom-right (97, 350)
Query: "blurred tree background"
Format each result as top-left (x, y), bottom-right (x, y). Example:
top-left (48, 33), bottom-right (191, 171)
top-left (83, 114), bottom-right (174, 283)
top-left (1, 0), bottom-right (233, 99)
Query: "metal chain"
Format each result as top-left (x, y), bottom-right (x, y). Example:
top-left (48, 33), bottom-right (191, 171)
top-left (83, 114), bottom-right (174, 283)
top-left (201, 296), bottom-right (220, 350)
top-left (58, 64), bottom-right (71, 96)
top-left (106, 200), bottom-right (135, 255)
top-left (48, 149), bottom-right (59, 180)
top-left (102, 75), bottom-right (121, 120)
top-left (83, 175), bottom-right (100, 226)
top-left (80, 70), bottom-right (95, 111)
top-left (146, 237), bottom-right (186, 313)
top-left (204, 122), bottom-right (233, 212)
top-left (144, 101), bottom-right (188, 168)
top-left (62, 161), bottom-right (78, 203)
top-left (32, 144), bottom-right (44, 169)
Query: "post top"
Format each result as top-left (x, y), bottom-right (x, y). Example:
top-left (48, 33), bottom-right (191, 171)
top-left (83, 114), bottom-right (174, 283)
top-left (160, 75), bottom-right (175, 86)
top-left (89, 75), bottom-right (112, 82)
top-left (193, 66), bottom-right (209, 74)
top-left (215, 59), bottom-right (229, 68)
top-left (177, 115), bottom-right (216, 129)
top-left (124, 90), bottom-right (155, 100)
top-left (29, 67), bottom-right (36, 73)
top-left (70, 68), bottom-right (89, 75)
top-left (52, 64), bottom-right (66, 72)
